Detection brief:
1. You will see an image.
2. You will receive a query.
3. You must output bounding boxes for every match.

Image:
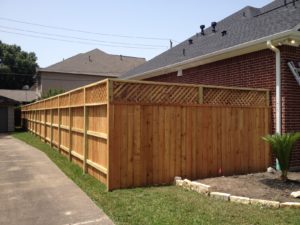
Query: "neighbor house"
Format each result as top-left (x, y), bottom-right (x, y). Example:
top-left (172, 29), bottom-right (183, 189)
top-left (122, 0), bottom-right (300, 169)
top-left (36, 49), bottom-right (145, 95)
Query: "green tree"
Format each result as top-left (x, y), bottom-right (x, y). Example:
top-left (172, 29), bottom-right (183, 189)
top-left (262, 132), bottom-right (300, 181)
top-left (0, 40), bottom-right (38, 89)
top-left (41, 88), bottom-right (65, 99)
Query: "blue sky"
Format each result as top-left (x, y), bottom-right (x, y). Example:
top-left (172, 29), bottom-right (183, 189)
top-left (1, 0), bottom-right (271, 67)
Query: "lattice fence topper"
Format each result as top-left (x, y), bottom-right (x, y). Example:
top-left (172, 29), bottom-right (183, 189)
top-left (70, 89), bottom-right (84, 106)
top-left (111, 81), bottom-right (199, 104)
top-left (59, 94), bottom-right (69, 107)
top-left (111, 81), bottom-right (268, 106)
top-left (86, 83), bottom-right (107, 104)
top-left (203, 87), bottom-right (267, 106)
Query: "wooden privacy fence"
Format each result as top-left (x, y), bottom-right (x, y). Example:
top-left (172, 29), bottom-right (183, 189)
top-left (21, 79), bottom-right (271, 190)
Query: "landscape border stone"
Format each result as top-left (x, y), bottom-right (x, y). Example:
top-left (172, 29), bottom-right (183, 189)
top-left (230, 196), bottom-right (250, 204)
top-left (174, 177), bottom-right (300, 209)
top-left (210, 192), bottom-right (230, 201)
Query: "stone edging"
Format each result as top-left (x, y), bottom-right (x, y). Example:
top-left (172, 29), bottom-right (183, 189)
top-left (174, 177), bottom-right (300, 209)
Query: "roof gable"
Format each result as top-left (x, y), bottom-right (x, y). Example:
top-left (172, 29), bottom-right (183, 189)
top-left (39, 49), bottom-right (146, 77)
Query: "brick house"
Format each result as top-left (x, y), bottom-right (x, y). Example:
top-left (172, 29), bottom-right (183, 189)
top-left (36, 49), bottom-right (145, 96)
top-left (122, 0), bottom-right (300, 169)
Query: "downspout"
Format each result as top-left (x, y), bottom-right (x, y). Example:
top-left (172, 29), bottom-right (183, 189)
top-left (267, 40), bottom-right (281, 171)
top-left (267, 40), bottom-right (281, 134)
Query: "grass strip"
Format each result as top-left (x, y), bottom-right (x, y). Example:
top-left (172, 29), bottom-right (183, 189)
top-left (13, 131), bottom-right (300, 225)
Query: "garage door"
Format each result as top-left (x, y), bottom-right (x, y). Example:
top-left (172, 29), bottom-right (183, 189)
top-left (0, 107), bottom-right (8, 132)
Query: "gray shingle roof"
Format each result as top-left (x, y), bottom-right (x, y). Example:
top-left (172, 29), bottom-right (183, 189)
top-left (39, 49), bottom-right (146, 77)
top-left (0, 95), bottom-right (19, 105)
top-left (122, 0), bottom-right (300, 79)
top-left (0, 89), bottom-right (38, 102)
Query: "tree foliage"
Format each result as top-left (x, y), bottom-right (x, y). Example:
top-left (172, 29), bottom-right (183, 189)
top-left (41, 88), bottom-right (65, 99)
top-left (0, 40), bottom-right (38, 89)
top-left (262, 132), bottom-right (300, 181)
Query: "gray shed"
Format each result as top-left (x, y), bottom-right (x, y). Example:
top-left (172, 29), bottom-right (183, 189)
top-left (0, 96), bottom-right (18, 132)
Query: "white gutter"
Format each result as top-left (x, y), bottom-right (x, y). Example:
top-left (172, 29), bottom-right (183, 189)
top-left (267, 40), bottom-right (281, 134)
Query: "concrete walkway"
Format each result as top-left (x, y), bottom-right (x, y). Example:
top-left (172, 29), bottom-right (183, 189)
top-left (0, 134), bottom-right (114, 225)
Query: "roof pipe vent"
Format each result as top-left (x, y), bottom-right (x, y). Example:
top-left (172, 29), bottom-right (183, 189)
top-left (177, 69), bottom-right (183, 77)
top-left (284, 0), bottom-right (287, 6)
top-left (200, 25), bottom-right (205, 35)
top-left (182, 48), bottom-right (186, 56)
top-left (188, 39), bottom-right (193, 45)
top-left (211, 22), bottom-right (217, 32)
top-left (221, 30), bottom-right (227, 36)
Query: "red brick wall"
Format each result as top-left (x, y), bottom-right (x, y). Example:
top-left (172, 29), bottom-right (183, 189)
top-left (146, 46), bottom-right (300, 169)
top-left (281, 46), bottom-right (300, 168)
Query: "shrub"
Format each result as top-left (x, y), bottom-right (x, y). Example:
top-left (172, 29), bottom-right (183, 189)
top-left (262, 132), bottom-right (300, 181)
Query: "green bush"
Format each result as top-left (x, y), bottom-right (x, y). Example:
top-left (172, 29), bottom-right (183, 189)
top-left (41, 88), bottom-right (65, 99)
top-left (263, 132), bottom-right (300, 181)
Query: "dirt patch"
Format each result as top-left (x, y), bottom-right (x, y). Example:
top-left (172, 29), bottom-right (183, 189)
top-left (197, 172), bottom-right (300, 202)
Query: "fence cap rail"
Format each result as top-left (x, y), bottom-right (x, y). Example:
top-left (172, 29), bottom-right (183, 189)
top-left (109, 78), bottom-right (269, 92)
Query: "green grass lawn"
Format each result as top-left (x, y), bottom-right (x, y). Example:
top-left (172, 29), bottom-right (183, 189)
top-left (12, 131), bottom-right (300, 225)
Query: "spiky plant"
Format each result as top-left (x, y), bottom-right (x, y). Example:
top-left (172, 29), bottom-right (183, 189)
top-left (262, 132), bottom-right (300, 181)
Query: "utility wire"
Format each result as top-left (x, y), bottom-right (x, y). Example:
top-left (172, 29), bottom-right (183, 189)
top-left (0, 73), bottom-right (116, 82)
top-left (0, 29), bottom-right (167, 50)
top-left (0, 25), bottom-right (167, 48)
top-left (0, 17), bottom-right (172, 41)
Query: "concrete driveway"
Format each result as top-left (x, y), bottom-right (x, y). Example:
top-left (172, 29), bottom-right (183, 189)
top-left (0, 134), bottom-right (114, 225)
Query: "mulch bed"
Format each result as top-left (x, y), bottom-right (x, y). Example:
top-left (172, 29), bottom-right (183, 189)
top-left (197, 171), bottom-right (300, 202)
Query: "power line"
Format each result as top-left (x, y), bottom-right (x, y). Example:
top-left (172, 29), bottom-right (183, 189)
top-left (0, 29), bottom-right (167, 50)
top-left (0, 16), bottom-right (172, 41)
top-left (0, 25), bottom-right (167, 48)
top-left (0, 73), bottom-right (115, 82)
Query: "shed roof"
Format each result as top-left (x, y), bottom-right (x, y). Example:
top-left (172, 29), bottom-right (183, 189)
top-left (0, 95), bottom-right (19, 105)
top-left (0, 89), bottom-right (38, 103)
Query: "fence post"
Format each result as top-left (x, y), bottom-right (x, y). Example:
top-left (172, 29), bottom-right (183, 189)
top-left (39, 110), bottom-right (41, 138)
top-left (198, 86), bottom-right (204, 104)
top-left (107, 79), bottom-right (112, 191)
top-left (50, 108), bottom-right (53, 148)
top-left (83, 88), bottom-right (88, 174)
top-left (68, 93), bottom-right (72, 161)
top-left (108, 79), bottom-right (113, 102)
top-left (266, 90), bottom-right (270, 107)
top-left (58, 96), bottom-right (61, 153)
top-left (33, 109), bottom-right (36, 136)
top-left (43, 101), bottom-right (46, 141)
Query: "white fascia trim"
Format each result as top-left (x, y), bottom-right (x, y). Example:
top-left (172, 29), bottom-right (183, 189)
top-left (126, 28), bottom-right (300, 80)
